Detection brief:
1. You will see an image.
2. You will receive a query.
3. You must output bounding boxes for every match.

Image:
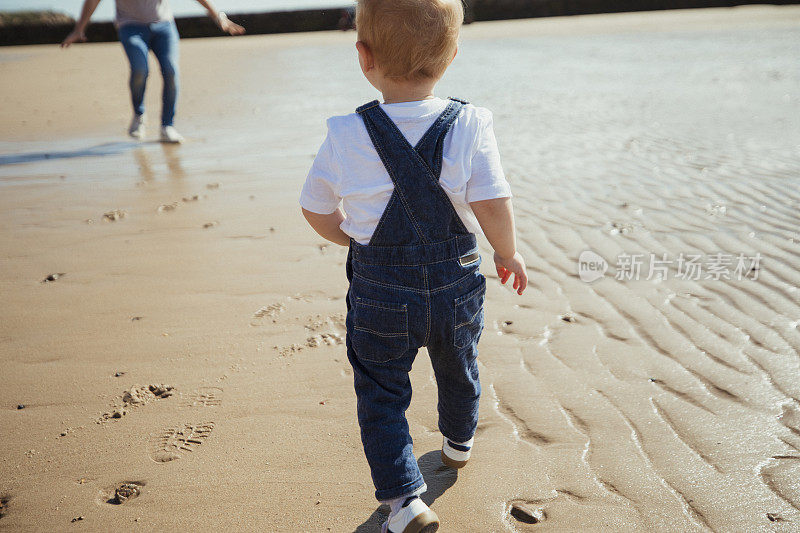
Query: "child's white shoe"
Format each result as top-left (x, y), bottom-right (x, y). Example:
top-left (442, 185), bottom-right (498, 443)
top-left (383, 496), bottom-right (439, 533)
top-left (160, 125), bottom-right (184, 144)
top-left (128, 114), bottom-right (145, 139)
top-left (441, 436), bottom-right (473, 469)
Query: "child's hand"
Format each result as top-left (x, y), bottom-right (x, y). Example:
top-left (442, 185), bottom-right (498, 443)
top-left (494, 251), bottom-right (528, 295)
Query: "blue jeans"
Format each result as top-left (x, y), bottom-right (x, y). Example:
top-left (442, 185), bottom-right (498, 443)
top-left (345, 98), bottom-right (485, 502)
top-left (118, 20), bottom-right (179, 127)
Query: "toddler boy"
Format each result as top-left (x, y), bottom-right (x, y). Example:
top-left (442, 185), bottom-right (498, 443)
top-left (300, 1), bottom-right (527, 531)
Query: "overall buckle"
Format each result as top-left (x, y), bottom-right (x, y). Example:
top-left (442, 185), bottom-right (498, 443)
top-left (459, 252), bottom-right (480, 266)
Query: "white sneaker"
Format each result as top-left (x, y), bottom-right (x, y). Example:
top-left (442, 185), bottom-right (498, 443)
top-left (383, 497), bottom-right (439, 533)
top-left (441, 436), bottom-right (473, 469)
top-left (160, 126), bottom-right (184, 144)
top-left (128, 114), bottom-right (145, 139)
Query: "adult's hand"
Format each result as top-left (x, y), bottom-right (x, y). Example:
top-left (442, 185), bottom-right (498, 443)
top-left (61, 29), bottom-right (87, 48)
top-left (216, 12), bottom-right (245, 35)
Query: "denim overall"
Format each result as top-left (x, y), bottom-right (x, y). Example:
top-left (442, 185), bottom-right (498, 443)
top-left (346, 98), bottom-right (486, 501)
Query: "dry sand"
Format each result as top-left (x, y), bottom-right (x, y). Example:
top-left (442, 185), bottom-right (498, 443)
top-left (1, 5), bottom-right (799, 531)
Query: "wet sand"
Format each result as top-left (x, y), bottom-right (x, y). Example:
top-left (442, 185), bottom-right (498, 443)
top-left (1, 5), bottom-right (800, 531)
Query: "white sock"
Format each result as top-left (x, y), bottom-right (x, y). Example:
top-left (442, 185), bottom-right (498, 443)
top-left (384, 483), bottom-right (427, 516)
top-left (448, 437), bottom-right (474, 448)
top-left (387, 496), bottom-right (407, 516)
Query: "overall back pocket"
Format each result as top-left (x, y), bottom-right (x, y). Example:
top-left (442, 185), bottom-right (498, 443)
top-left (350, 295), bottom-right (409, 363)
top-left (453, 278), bottom-right (486, 350)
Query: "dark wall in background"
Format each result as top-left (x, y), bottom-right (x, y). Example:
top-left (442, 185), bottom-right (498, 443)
top-left (1, 2), bottom-right (797, 47)
top-left (468, 0), bottom-right (796, 19)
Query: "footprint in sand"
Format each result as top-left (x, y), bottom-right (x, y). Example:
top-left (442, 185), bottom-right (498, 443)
top-left (305, 314), bottom-right (345, 344)
top-left (101, 481), bottom-right (146, 505)
top-left (608, 221), bottom-right (637, 235)
top-left (99, 384), bottom-right (174, 422)
top-left (306, 333), bottom-right (343, 347)
top-left (182, 194), bottom-right (205, 202)
top-left (305, 313), bottom-right (345, 333)
top-left (157, 203), bottom-right (178, 213)
top-left (272, 313), bottom-right (346, 354)
top-left (103, 209), bottom-right (126, 221)
top-left (149, 422), bottom-right (214, 463)
top-left (275, 343), bottom-right (305, 357)
top-left (251, 303), bottom-right (285, 326)
top-left (182, 387), bottom-right (223, 408)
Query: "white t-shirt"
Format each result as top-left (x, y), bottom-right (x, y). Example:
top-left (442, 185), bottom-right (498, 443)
top-left (115, 0), bottom-right (173, 27)
top-left (299, 97), bottom-right (511, 245)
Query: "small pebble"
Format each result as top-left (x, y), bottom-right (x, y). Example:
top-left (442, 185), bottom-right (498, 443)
top-left (17, 404), bottom-right (25, 410)
top-left (42, 273), bottom-right (65, 283)
top-left (560, 314), bottom-right (576, 323)
top-left (114, 372), bottom-right (125, 377)
top-left (71, 516), bottom-right (84, 523)
top-left (510, 503), bottom-right (545, 524)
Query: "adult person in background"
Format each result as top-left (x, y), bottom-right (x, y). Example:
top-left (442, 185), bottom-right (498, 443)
top-left (61, 0), bottom-right (245, 143)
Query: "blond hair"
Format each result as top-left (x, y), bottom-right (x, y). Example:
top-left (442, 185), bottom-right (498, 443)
top-left (356, 0), bottom-right (463, 81)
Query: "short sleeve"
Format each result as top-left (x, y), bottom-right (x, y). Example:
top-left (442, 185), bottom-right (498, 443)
top-left (465, 108), bottom-right (512, 203)
top-left (299, 126), bottom-right (343, 214)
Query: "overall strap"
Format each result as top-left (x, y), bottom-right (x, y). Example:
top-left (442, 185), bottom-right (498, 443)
top-left (413, 97), bottom-right (468, 179)
top-left (356, 98), bottom-right (470, 245)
